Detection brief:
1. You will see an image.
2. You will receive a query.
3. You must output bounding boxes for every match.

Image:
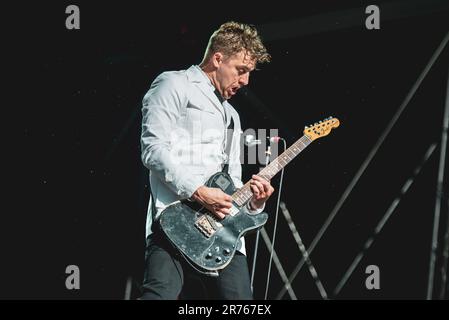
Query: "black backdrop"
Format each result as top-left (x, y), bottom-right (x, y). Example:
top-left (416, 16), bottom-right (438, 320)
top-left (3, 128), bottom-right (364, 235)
top-left (5, 1), bottom-right (449, 299)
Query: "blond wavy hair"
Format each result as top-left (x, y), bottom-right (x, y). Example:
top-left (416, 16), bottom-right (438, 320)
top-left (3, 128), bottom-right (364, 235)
top-left (203, 21), bottom-right (271, 65)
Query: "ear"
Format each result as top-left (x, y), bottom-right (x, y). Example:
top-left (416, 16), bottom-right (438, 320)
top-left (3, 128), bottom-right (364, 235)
top-left (212, 52), bottom-right (224, 68)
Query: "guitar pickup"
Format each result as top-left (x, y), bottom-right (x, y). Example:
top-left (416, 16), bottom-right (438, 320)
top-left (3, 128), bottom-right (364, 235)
top-left (195, 214), bottom-right (222, 238)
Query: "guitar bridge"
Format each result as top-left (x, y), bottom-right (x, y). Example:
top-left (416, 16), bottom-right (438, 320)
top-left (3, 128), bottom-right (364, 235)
top-left (195, 214), bottom-right (222, 238)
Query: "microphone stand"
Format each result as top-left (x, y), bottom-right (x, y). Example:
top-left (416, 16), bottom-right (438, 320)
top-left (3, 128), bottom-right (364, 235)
top-left (263, 138), bottom-right (286, 300)
top-left (250, 144), bottom-right (271, 293)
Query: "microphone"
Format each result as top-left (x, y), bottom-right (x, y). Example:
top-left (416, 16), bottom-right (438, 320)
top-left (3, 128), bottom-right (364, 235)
top-left (244, 135), bottom-right (261, 147)
top-left (269, 136), bottom-right (283, 143)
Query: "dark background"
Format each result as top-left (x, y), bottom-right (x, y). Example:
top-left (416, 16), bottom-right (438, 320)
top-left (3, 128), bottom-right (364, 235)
top-left (5, 0), bottom-right (449, 299)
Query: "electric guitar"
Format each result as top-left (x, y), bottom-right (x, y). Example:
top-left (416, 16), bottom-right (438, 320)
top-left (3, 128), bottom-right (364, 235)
top-left (158, 117), bottom-right (340, 276)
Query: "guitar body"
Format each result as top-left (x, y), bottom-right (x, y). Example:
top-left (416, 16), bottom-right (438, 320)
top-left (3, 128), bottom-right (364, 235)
top-left (159, 171), bottom-right (268, 276)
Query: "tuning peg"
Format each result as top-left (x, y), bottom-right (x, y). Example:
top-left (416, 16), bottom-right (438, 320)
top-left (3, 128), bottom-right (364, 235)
top-left (304, 126), bottom-right (308, 129)
top-left (329, 116), bottom-right (333, 119)
top-left (319, 120), bottom-right (322, 123)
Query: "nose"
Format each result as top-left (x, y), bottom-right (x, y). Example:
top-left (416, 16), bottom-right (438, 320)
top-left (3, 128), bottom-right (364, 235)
top-left (238, 73), bottom-right (249, 86)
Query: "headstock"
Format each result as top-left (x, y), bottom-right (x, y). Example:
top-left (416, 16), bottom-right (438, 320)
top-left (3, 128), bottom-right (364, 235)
top-left (303, 116), bottom-right (340, 141)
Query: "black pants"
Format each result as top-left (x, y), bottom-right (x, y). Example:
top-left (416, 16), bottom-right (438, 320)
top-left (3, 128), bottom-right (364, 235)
top-left (140, 231), bottom-right (253, 300)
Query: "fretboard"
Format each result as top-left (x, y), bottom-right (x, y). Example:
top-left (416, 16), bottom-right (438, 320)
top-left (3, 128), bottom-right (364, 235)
top-left (232, 135), bottom-right (312, 207)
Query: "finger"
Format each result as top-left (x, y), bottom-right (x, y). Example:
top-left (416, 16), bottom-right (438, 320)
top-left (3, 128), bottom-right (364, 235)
top-left (260, 179), bottom-right (274, 195)
top-left (207, 205), bottom-right (223, 219)
top-left (251, 180), bottom-right (265, 194)
top-left (218, 207), bottom-right (230, 216)
top-left (219, 195), bottom-right (233, 206)
top-left (263, 182), bottom-right (272, 194)
top-left (252, 175), bottom-right (271, 190)
top-left (222, 193), bottom-right (233, 202)
top-left (250, 184), bottom-right (260, 197)
top-left (223, 195), bottom-right (232, 203)
top-left (260, 179), bottom-right (272, 192)
top-left (256, 179), bottom-right (270, 193)
top-left (215, 211), bottom-right (226, 219)
top-left (252, 174), bottom-right (269, 183)
top-left (219, 202), bottom-right (232, 209)
top-left (215, 188), bottom-right (232, 201)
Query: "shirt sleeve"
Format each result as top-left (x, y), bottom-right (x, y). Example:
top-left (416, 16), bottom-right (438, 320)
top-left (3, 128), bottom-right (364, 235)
top-left (140, 73), bottom-right (204, 199)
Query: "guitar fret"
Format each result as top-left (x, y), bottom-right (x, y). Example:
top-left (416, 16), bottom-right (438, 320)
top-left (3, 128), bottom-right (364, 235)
top-left (234, 195), bottom-right (243, 206)
top-left (286, 149), bottom-right (295, 158)
top-left (291, 146), bottom-right (301, 155)
top-left (234, 194), bottom-right (243, 203)
top-left (273, 161), bottom-right (282, 171)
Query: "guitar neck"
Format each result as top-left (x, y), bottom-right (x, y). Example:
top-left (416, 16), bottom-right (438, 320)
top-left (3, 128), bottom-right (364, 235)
top-left (232, 134), bottom-right (312, 207)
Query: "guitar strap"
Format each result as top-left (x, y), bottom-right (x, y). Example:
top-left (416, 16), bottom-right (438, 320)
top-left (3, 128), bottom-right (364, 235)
top-left (149, 172), bottom-right (158, 232)
top-left (212, 88), bottom-right (235, 175)
top-left (221, 113), bottom-right (234, 174)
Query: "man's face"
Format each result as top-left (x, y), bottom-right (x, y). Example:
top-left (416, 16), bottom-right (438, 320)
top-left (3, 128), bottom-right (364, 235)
top-left (215, 51), bottom-right (255, 100)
